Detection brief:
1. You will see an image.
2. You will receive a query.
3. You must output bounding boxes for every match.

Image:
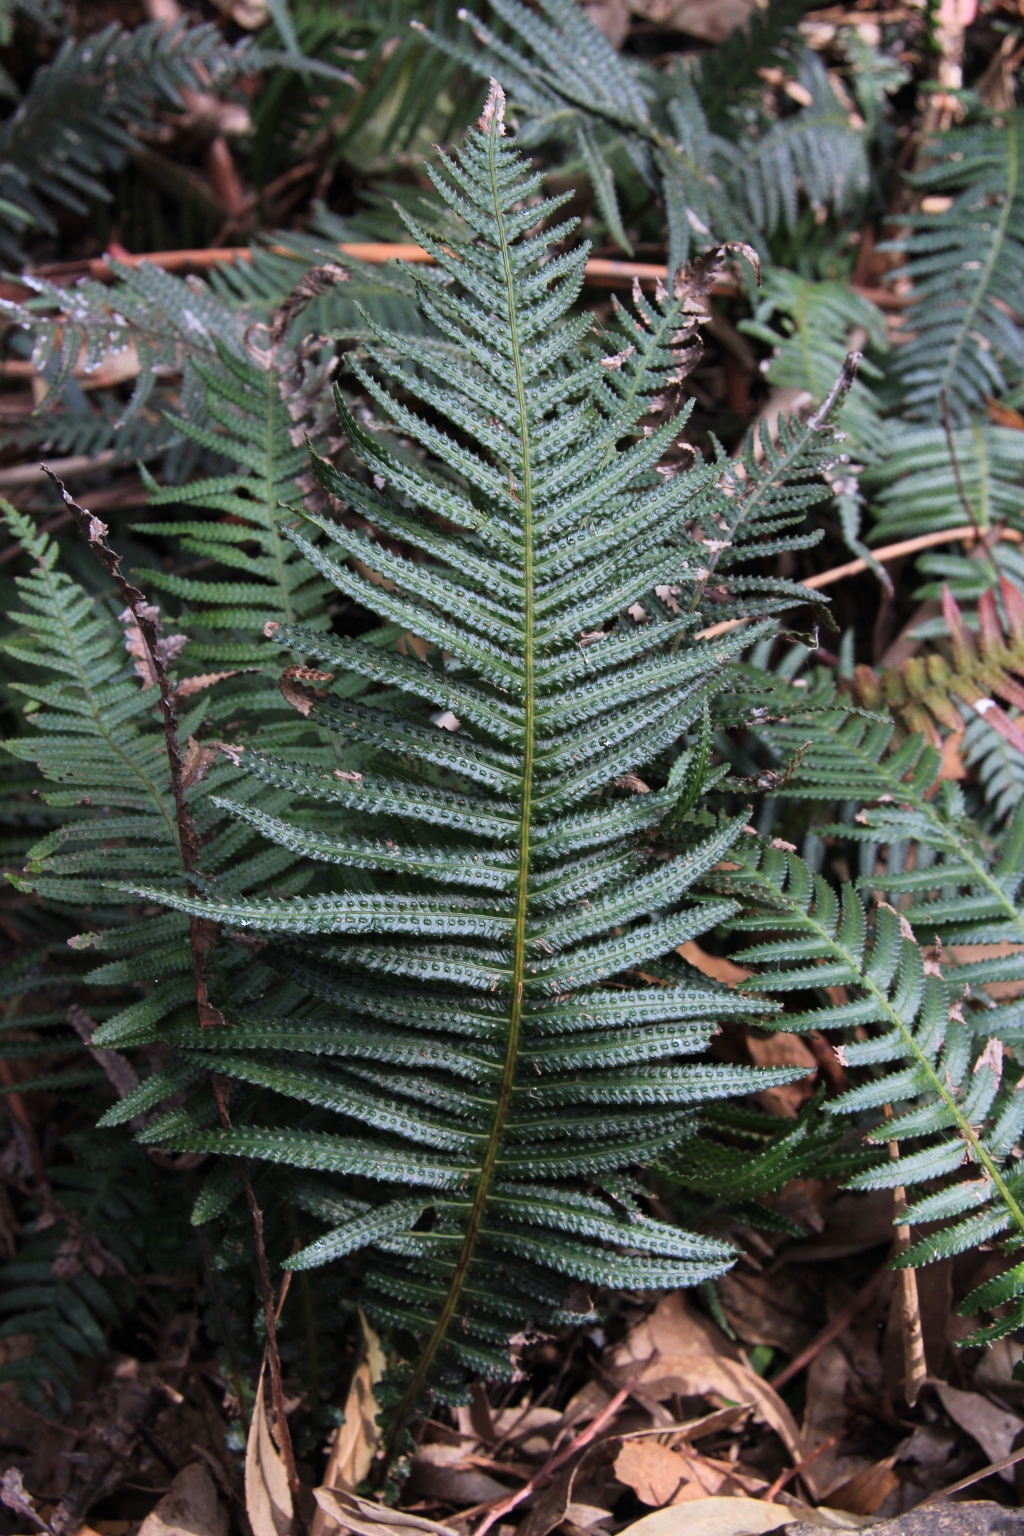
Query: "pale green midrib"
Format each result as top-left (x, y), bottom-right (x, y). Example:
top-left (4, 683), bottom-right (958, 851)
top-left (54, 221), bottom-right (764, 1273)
top-left (742, 854), bottom-right (1024, 1239)
top-left (385, 126), bottom-right (536, 1449)
top-left (935, 120), bottom-right (1017, 411)
top-left (41, 561), bottom-right (179, 853)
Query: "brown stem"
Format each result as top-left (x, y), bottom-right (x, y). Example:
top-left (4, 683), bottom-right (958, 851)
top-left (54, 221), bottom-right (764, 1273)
top-left (52, 468), bottom-right (302, 1521)
top-left (940, 389), bottom-right (982, 532)
top-left (241, 1158), bottom-right (303, 1523)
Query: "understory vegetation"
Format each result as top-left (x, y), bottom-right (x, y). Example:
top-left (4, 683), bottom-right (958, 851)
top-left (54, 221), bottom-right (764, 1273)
top-left (4, 0), bottom-right (1024, 1526)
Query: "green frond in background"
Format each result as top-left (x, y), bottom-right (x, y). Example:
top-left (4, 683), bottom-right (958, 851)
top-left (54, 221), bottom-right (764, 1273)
top-left (427, 0), bottom-right (869, 272)
top-left (709, 824), bottom-right (1024, 1337)
top-left (887, 112), bottom-right (1024, 424)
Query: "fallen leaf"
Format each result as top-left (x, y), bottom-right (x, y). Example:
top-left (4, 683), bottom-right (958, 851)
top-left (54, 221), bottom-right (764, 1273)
top-left (804, 1343), bottom-right (875, 1497)
top-left (312, 1309), bottom-right (384, 1536)
top-left (937, 731), bottom-right (967, 781)
top-left (716, 1269), bottom-right (817, 1355)
top-left (618, 1496), bottom-right (793, 1536)
top-left (245, 1370), bottom-right (293, 1536)
top-left (311, 1489), bottom-right (452, 1536)
top-left (615, 1441), bottom-right (687, 1507)
top-left (518, 1453), bottom-right (607, 1536)
top-left (745, 1031), bottom-right (818, 1118)
top-left (936, 1381), bottom-right (1024, 1483)
top-left (137, 1463), bottom-right (228, 1536)
top-left (820, 1456), bottom-right (898, 1516)
top-left (677, 942), bottom-right (750, 986)
top-left (408, 1442), bottom-right (511, 1504)
top-left (628, 0), bottom-right (756, 43)
top-left (609, 1294), bottom-right (815, 1495)
top-left (987, 397), bottom-right (1024, 430)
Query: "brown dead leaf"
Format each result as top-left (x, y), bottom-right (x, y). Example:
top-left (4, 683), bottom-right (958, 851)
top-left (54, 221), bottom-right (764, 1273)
top-left (119, 604), bottom-right (186, 688)
top-left (245, 1370), bottom-right (293, 1536)
top-left (311, 1490), bottom-right (452, 1536)
top-left (821, 1456), bottom-right (898, 1516)
top-left (407, 1443), bottom-right (511, 1504)
top-left (715, 1270), bottom-right (816, 1356)
top-left (938, 731), bottom-right (967, 782)
top-left (987, 397), bottom-right (1024, 430)
top-left (137, 1463), bottom-right (228, 1536)
top-left (279, 666), bottom-right (333, 717)
top-left (803, 1344), bottom-right (866, 1496)
top-left (936, 1382), bottom-right (1024, 1482)
top-left (608, 1294), bottom-right (817, 1496)
top-left (181, 737), bottom-right (244, 789)
top-left (629, 0), bottom-right (756, 44)
top-left (312, 1310), bottom-right (384, 1536)
top-left (745, 1031), bottom-right (818, 1119)
top-left (614, 1442), bottom-right (686, 1507)
top-left (677, 942), bottom-right (750, 986)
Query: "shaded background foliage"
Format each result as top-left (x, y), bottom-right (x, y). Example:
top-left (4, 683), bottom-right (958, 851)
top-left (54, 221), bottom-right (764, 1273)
top-left (4, 0), bottom-right (1024, 1528)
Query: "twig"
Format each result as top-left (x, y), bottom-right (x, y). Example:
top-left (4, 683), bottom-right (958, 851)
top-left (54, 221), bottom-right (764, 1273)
top-left (472, 1380), bottom-right (636, 1536)
top-left (694, 522), bottom-right (1024, 642)
top-left (916, 1443), bottom-right (1024, 1505)
top-left (49, 468), bottom-right (303, 1528)
top-left (762, 1433), bottom-right (839, 1502)
top-left (887, 1105), bottom-right (927, 1407)
top-left (769, 1262), bottom-right (889, 1390)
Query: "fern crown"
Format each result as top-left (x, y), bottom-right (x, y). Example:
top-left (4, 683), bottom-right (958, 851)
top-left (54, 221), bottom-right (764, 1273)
top-left (69, 81), bottom-right (859, 1445)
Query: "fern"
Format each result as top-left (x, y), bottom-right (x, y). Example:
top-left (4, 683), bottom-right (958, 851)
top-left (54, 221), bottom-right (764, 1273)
top-left (886, 112), bottom-right (1024, 423)
top-left (0, 1142), bottom-right (195, 1415)
top-left (749, 681), bottom-right (1024, 1043)
top-left (428, 0), bottom-right (867, 270)
top-left (710, 827), bottom-right (1024, 1329)
top-left (90, 93), bottom-right (864, 1453)
top-left (742, 269), bottom-right (888, 457)
top-left (137, 338), bottom-right (335, 674)
top-left (849, 581), bottom-right (1024, 760)
top-left (865, 421), bottom-right (1024, 542)
top-left (0, 19), bottom-right (243, 262)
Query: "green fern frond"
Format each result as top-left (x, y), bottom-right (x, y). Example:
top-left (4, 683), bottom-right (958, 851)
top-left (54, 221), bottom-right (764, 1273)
top-left (429, 0), bottom-right (867, 271)
top-left (708, 829), bottom-right (1024, 1321)
top-left (0, 19), bottom-right (243, 262)
top-left (111, 92), bottom-right (854, 1451)
top-left (886, 112), bottom-right (1024, 423)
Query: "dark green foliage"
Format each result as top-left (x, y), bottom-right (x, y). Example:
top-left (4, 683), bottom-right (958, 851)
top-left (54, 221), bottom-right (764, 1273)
top-left (85, 97), bottom-right (866, 1445)
top-left (887, 113), bottom-right (1024, 423)
top-left (428, 0), bottom-right (868, 270)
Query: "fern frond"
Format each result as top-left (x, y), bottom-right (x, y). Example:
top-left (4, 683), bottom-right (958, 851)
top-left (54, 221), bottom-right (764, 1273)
top-left (0, 19), bottom-right (243, 261)
top-left (112, 94), bottom-right (849, 1451)
top-left (886, 113), bottom-right (1024, 423)
top-left (849, 580), bottom-right (1024, 760)
top-left (430, 0), bottom-right (866, 271)
top-left (710, 832), bottom-right (1024, 1309)
top-left (865, 421), bottom-right (1024, 542)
